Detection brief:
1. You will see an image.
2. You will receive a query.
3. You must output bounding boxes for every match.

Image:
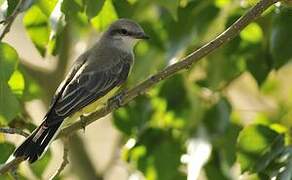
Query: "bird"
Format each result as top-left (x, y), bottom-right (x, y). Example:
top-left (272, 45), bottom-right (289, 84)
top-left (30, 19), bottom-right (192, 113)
top-left (12, 18), bottom-right (149, 163)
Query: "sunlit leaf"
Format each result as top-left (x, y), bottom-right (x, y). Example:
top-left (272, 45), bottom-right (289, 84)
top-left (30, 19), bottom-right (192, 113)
top-left (240, 23), bottom-right (263, 44)
top-left (214, 0), bottom-right (231, 8)
top-left (23, 5), bottom-right (50, 56)
top-left (19, 67), bottom-right (42, 101)
top-left (37, 0), bottom-right (58, 17)
top-left (91, 0), bottom-right (118, 31)
top-left (237, 124), bottom-right (285, 173)
top-left (8, 70), bottom-right (25, 97)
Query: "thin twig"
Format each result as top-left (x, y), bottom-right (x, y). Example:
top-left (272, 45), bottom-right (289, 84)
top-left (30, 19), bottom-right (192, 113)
top-left (49, 139), bottom-right (69, 179)
top-left (0, 0), bottom-right (279, 174)
top-left (0, 127), bottom-right (29, 137)
top-left (0, 0), bottom-right (24, 41)
top-left (0, 157), bottom-right (25, 175)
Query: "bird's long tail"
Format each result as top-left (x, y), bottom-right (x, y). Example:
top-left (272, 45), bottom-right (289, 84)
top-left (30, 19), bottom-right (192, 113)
top-left (13, 120), bottom-right (63, 163)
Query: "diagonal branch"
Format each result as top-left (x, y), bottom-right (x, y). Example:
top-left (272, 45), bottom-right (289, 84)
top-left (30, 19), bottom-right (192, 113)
top-left (0, 127), bottom-right (29, 137)
top-left (0, 0), bottom-right (280, 175)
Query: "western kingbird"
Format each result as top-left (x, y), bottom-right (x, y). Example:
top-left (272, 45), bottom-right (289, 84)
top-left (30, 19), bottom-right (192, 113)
top-left (13, 19), bottom-right (149, 163)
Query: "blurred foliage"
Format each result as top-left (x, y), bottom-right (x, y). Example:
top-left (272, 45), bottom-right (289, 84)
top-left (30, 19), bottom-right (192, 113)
top-left (1, 0), bottom-right (292, 179)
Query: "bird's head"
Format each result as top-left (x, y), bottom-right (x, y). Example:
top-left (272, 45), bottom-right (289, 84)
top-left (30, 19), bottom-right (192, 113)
top-left (104, 19), bottom-right (149, 50)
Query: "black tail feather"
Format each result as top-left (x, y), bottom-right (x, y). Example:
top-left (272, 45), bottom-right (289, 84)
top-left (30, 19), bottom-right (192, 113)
top-left (13, 121), bottom-right (63, 163)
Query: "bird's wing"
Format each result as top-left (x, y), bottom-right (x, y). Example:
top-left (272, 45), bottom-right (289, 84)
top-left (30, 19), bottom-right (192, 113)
top-left (47, 52), bottom-right (90, 111)
top-left (48, 57), bottom-right (131, 120)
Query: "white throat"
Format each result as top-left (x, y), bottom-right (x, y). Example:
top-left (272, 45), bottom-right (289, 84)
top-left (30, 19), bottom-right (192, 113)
top-left (114, 36), bottom-right (139, 52)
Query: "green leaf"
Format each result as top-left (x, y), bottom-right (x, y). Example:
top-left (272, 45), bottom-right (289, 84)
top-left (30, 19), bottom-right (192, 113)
top-left (203, 98), bottom-right (231, 136)
top-left (206, 50), bottom-right (245, 90)
top-left (113, 96), bottom-right (153, 136)
top-left (219, 123), bottom-right (242, 167)
top-left (0, 83), bottom-right (20, 124)
top-left (157, 0), bottom-right (179, 20)
top-left (152, 140), bottom-right (183, 180)
top-left (61, 0), bottom-right (84, 20)
top-left (158, 75), bottom-right (190, 116)
top-left (245, 45), bottom-right (272, 86)
top-left (126, 128), bottom-right (185, 180)
top-left (204, 151), bottom-right (230, 180)
top-left (214, 0), bottom-right (231, 8)
top-left (30, 150), bottom-right (52, 178)
top-left (23, 5), bottom-right (50, 57)
top-left (0, 42), bottom-right (18, 81)
top-left (161, 1), bottom-right (219, 59)
top-left (270, 6), bottom-right (292, 69)
top-left (240, 23), bottom-right (263, 44)
top-left (237, 124), bottom-right (285, 173)
top-left (91, 0), bottom-right (118, 31)
top-left (24, 0), bottom-right (62, 56)
top-left (36, 0), bottom-right (58, 17)
top-left (20, 67), bottom-right (42, 101)
top-left (85, 0), bottom-right (105, 19)
top-left (0, 142), bottom-right (15, 164)
top-left (0, 43), bottom-right (20, 124)
top-left (8, 70), bottom-right (25, 97)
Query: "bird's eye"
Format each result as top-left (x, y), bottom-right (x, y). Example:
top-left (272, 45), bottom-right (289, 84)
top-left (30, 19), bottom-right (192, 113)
top-left (120, 29), bottom-right (128, 35)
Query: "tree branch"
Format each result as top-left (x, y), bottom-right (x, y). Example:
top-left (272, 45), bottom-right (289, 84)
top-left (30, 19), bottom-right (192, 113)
top-left (0, 127), bottom-right (29, 137)
top-left (0, 0), bottom-right (26, 41)
top-left (50, 139), bottom-right (69, 179)
top-left (0, 157), bottom-right (25, 175)
top-left (0, 0), bottom-right (280, 175)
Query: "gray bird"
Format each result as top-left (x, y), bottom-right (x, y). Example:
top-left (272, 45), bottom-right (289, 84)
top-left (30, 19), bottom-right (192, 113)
top-left (13, 18), bottom-right (149, 163)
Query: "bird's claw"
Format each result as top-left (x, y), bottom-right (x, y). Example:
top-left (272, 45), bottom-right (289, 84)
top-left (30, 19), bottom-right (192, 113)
top-left (108, 91), bottom-right (125, 109)
top-left (80, 115), bottom-right (86, 132)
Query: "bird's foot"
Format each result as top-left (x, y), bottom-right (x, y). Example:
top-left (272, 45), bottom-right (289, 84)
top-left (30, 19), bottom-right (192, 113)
top-left (108, 91), bottom-right (126, 109)
top-left (80, 115), bottom-right (86, 132)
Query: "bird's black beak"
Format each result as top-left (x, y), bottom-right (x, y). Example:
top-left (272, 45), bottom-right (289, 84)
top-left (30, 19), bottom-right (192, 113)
top-left (134, 32), bottom-right (150, 40)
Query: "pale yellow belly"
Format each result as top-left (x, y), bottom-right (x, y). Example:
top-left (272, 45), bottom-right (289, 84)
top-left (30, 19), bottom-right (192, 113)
top-left (64, 87), bottom-right (119, 125)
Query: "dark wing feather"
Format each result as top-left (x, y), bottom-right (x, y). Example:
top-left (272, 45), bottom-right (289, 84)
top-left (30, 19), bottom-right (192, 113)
top-left (47, 52), bottom-right (89, 110)
top-left (51, 60), bottom-right (131, 118)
